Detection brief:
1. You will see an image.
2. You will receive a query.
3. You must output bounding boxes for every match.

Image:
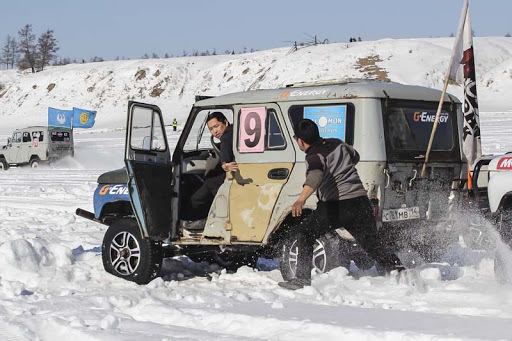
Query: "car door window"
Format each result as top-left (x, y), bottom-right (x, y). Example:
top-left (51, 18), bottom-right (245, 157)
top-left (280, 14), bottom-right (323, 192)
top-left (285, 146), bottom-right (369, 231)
top-left (13, 133), bottom-right (22, 143)
top-left (183, 109), bottom-right (233, 151)
top-left (22, 132), bottom-right (31, 143)
top-left (267, 110), bottom-right (286, 150)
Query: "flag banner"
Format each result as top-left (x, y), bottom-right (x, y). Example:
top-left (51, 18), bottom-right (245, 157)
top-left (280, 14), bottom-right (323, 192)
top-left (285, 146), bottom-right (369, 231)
top-left (48, 107), bottom-right (73, 128)
top-left (73, 107), bottom-right (96, 128)
top-left (446, 0), bottom-right (481, 164)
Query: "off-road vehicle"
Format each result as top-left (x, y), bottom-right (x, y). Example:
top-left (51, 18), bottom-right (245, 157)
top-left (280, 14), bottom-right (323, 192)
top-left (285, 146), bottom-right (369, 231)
top-left (469, 153), bottom-right (512, 283)
top-left (0, 126), bottom-right (74, 170)
top-left (77, 80), bottom-right (468, 284)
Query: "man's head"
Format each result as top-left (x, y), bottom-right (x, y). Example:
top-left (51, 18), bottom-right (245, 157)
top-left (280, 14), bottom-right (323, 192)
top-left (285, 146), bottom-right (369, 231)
top-left (207, 112), bottom-right (229, 139)
top-left (294, 119), bottom-right (320, 151)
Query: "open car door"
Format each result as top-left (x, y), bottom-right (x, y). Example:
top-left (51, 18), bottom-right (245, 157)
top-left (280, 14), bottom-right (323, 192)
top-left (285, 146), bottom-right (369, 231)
top-left (125, 101), bottom-right (173, 240)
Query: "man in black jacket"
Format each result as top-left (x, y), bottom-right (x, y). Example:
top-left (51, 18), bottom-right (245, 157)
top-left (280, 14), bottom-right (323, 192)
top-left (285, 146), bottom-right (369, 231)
top-left (189, 112), bottom-right (237, 220)
top-left (279, 119), bottom-right (404, 290)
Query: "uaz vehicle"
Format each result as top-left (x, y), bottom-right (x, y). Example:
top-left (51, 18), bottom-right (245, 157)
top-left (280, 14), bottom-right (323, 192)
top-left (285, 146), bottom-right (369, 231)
top-left (77, 80), bottom-right (468, 284)
top-left (0, 126), bottom-right (74, 170)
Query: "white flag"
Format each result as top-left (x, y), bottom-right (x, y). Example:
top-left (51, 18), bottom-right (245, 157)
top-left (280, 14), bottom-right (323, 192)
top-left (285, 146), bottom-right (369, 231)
top-left (446, 0), bottom-right (482, 164)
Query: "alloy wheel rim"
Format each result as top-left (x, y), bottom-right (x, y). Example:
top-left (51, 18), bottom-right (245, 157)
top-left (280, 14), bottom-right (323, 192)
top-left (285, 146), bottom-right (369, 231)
top-left (287, 238), bottom-right (327, 277)
top-left (110, 231), bottom-right (141, 276)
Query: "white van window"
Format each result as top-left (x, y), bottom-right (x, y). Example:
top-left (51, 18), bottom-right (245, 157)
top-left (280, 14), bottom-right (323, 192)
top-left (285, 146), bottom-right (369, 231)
top-left (12, 132), bottom-right (22, 143)
top-left (22, 132), bottom-right (31, 143)
top-left (288, 103), bottom-right (355, 145)
top-left (32, 131), bottom-right (44, 142)
top-left (267, 110), bottom-right (286, 149)
top-left (51, 131), bottom-right (71, 142)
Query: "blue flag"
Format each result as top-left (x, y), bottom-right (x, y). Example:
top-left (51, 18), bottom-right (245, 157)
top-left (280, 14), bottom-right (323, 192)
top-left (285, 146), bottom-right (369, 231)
top-left (48, 107), bottom-right (73, 128)
top-left (73, 107), bottom-right (96, 128)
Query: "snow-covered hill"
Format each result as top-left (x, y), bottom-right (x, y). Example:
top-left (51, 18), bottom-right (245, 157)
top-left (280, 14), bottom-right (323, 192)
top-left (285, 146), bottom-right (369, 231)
top-left (1, 37), bottom-right (512, 135)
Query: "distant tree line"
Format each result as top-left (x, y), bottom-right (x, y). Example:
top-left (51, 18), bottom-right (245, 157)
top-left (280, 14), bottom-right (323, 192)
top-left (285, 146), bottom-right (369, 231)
top-left (1, 24), bottom-right (59, 72)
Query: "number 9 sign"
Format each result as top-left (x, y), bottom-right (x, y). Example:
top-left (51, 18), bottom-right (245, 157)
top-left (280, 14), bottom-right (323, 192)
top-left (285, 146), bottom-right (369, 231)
top-left (239, 107), bottom-right (266, 153)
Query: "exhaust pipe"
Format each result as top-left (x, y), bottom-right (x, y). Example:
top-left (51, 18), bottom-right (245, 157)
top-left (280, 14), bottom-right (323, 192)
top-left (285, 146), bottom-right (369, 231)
top-left (75, 208), bottom-right (107, 225)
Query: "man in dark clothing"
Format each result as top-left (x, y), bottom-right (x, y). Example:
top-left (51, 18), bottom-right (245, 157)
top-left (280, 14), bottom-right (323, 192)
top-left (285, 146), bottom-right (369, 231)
top-left (189, 112), bottom-right (237, 220)
top-left (279, 119), bottom-right (404, 290)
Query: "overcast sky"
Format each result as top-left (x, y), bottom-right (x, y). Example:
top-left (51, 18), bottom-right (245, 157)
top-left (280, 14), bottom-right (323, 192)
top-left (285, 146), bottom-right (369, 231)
top-left (1, 0), bottom-right (510, 61)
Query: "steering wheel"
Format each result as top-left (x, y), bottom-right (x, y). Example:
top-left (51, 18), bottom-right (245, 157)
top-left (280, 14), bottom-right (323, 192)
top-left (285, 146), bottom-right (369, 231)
top-left (210, 135), bottom-right (221, 156)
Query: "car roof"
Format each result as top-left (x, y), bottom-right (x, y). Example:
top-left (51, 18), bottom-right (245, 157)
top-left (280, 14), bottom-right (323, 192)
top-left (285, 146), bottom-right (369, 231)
top-left (13, 126), bottom-right (71, 132)
top-left (194, 80), bottom-right (461, 107)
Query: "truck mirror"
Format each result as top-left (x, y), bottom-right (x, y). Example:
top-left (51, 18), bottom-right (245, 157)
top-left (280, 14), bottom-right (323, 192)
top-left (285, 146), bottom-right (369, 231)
top-left (7, 137), bottom-right (11, 146)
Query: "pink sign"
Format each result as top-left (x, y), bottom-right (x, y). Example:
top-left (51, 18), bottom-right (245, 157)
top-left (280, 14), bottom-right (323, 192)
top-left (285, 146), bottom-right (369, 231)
top-left (33, 138), bottom-right (39, 148)
top-left (239, 107), bottom-right (266, 153)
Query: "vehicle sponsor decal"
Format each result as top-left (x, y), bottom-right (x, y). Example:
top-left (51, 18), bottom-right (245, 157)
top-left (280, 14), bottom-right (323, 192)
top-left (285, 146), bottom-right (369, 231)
top-left (497, 157), bottom-right (512, 170)
top-left (239, 107), bottom-right (266, 153)
top-left (98, 184), bottom-right (129, 195)
top-left (304, 105), bottom-right (347, 140)
top-left (280, 89), bottom-right (330, 98)
top-left (33, 138), bottom-right (39, 148)
top-left (413, 111), bottom-right (450, 123)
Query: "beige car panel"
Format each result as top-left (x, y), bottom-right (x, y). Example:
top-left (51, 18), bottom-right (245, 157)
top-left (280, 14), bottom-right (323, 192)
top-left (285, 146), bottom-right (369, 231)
top-left (229, 162), bottom-right (292, 242)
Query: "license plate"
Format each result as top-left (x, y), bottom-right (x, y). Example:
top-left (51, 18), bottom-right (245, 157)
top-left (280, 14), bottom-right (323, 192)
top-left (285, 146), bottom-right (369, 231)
top-left (382, 206), bottom-right (420, 222)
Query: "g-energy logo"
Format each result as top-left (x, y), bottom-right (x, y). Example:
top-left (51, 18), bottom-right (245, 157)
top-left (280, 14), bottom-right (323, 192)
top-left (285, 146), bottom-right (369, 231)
top-left (413, 112), bottom-right (449, 123)
top-left (99, 184), bottom-right (129, 195)
top-left (498, 157), bottom-right (512, 170)
top-left (280, 89), bottom-right (330, 98)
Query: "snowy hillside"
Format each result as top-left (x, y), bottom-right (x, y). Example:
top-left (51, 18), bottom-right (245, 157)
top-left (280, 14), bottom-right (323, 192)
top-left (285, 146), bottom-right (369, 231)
top-left (1, 37), bottom-right (512, 135)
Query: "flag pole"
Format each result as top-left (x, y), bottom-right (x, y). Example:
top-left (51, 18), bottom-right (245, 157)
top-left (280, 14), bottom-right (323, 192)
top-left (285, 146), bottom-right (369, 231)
top-left (420, 76), bottom-right (450, 178)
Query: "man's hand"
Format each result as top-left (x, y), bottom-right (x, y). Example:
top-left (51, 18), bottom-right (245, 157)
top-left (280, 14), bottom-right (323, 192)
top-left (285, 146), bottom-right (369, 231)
top-left (222, 162), bottom-right (239, 172)
top-left (292, 199), bottom-right (305, 217)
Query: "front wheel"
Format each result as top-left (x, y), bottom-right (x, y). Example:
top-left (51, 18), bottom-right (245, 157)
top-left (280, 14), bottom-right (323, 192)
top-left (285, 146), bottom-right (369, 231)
top-left (102, 218), bottom-right (162, 284)
top-left (0, 158), bottom-right (8, 170)
top-left (279, 231), bottom-right (349, 281)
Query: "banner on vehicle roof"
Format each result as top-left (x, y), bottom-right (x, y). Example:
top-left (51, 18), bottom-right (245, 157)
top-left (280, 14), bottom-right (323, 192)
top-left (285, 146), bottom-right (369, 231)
top-left (48, 107), bottom-right (73, 128)
top-left (304, 105), bottom-right (346, 141)
top-left (72, 107), bottom-right (96, 128)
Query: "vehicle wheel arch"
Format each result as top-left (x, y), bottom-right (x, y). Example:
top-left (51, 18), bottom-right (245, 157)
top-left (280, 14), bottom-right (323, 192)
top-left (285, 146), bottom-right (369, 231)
top-left (98, 200), bottom-right (135, 225)
top-left (267, 209), bottom-right (314, 251)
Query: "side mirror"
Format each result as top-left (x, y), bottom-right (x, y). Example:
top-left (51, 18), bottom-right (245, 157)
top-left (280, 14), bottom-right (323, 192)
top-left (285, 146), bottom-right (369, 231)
top-left (7, 137), bottom-right (11, 146)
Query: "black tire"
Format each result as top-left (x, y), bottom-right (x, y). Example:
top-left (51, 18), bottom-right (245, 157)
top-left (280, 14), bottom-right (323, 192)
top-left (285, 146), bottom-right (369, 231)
top-left (494, 209), bottom-right (512, 284)
top-left (102, 218), bottom-right (163, 284)
top-left (278, 231), bottom-right (349, 281)
top-left (29, 157), bottom-right (40, 168)
top-left (0, 158), bottom-right (8, 171)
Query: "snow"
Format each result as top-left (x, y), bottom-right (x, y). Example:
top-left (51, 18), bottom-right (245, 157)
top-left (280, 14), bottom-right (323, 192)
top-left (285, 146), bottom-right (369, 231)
top-left (0, 37), bottom-right (512, 339)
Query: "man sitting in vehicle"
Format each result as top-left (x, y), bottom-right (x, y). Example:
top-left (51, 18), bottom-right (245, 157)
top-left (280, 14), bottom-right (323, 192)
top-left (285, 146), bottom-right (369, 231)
top-left (189, 112), bottom-right (237, 224)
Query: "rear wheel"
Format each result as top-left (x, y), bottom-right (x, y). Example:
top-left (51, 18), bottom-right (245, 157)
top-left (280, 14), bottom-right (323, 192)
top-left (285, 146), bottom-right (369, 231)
top-left (279, 231), bottom-right (349, 281)
top-left (29, 157), bottom-right (40, 168)
top-left (102, 218), bottom-right (163, 284)
top-left (0, 158), bottom-right (8, 170)
top-left (494, 209), bottom-right (512, 284)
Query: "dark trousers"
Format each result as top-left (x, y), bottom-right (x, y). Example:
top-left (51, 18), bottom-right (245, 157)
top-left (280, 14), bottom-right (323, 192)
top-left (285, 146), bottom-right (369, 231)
top-left (190, 172), bottom-right (225, 219)
top-left (296, 196), bottom-right (403, 281)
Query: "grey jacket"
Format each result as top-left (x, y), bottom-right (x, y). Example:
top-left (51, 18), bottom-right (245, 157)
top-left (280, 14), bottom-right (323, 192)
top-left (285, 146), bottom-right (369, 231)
top-left (304, 138), bottom-right (367, 202)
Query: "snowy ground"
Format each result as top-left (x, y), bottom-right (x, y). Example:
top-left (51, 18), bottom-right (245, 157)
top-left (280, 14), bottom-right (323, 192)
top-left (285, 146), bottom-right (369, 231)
top-left (1, 37), bottom-right (512, 339)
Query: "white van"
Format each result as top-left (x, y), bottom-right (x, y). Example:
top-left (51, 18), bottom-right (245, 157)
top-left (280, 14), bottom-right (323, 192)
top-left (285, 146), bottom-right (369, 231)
top-left (0, 126), bottom-right (74, 169)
